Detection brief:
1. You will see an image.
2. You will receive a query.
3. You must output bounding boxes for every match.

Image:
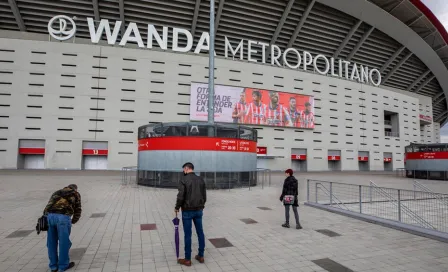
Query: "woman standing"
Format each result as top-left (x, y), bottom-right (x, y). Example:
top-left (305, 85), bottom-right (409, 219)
top-left (279, 169), bottom-right (302, 229)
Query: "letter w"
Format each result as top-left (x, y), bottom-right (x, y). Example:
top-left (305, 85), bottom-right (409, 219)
top-left (87, 18), bottom-right (121, 44)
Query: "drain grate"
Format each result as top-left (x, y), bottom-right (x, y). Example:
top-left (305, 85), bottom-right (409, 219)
top-left (140, 224), bottom-right (157, 231)
top-left (312, 258), bottom-right (354, 272)
top-left (90, 213), bottom-right (106, 218)
top-left (257, 207), bottom-right (272, 210)
top-left (70, 248), bottom-right (87, 261)
top-left (240, 218), bottom-right (258, 224)
top-left (6, 230), bottom-right (33, 238)
top-left (209, 238), bottom-right (234, 248)
top-left (315, 229), bottom-right (341, 237)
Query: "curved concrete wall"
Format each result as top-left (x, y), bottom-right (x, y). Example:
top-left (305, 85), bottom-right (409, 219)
top-left (0, 36), bottom-right (438, 171)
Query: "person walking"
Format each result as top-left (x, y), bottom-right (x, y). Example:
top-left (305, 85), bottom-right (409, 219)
top-left (280, 169), bottom-right (302, 229)
top-left (43, 184), bottom-right (82, 272)
top-left (175, 162), bottom-right (207, 267)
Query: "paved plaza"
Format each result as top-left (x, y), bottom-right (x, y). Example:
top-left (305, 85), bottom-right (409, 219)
top-left (1, 171), bottom-right (448, 272)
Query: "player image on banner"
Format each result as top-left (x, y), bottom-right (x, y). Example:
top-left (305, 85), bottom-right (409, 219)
top-left (266, 91), bottom-right (292, 127)
top-left (232, 90), bottom-right (247, 123)
top-left (245, 89), bottom-right (268, 125)
top-left (300, 101), bottom-right (314, 128)
top-left (189, 82), bottom-right (315, 129)
top-left (287, 97), bottom-right (302, 127)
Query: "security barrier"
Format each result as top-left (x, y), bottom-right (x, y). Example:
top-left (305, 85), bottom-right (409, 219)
top-left (305, 179), bottom-right (448, 242)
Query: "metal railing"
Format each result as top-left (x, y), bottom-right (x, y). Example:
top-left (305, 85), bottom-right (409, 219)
top-left (256, 168), bottom-right (271, 189)
top-left (414, 180), bottom-right (448, 206)
top-left (121, 166), bottom-right (137, 185)
top-left (395, 168), bottom-right (406, 177)
top-left (369, 181), bottom-right (434, 229)
top-left (314, 182), bottom-right (350, 211)
top-left (384, 131), bottom-right (400, 137)
top-left (307, 179), bottom-right (448, 233)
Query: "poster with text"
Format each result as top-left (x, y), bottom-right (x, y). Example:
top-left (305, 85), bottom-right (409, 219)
top-left (190, 83), bottom-right (315, 129)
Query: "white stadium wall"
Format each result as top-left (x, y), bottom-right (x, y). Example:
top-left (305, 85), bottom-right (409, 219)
top-left (0, 35), bottom-right (438, 171)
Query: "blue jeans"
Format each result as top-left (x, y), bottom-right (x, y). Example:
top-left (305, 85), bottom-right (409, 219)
top-left (182, 210), bottom-right (205, 260)
top-left (47, 213), bottom-right (72, 271)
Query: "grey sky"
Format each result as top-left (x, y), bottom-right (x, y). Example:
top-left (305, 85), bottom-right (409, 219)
top-left (421, 0), bottom-right (448, 142)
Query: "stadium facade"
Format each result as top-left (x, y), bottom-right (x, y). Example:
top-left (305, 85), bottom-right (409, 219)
top-left (0, 0), bottom-right (447, 171)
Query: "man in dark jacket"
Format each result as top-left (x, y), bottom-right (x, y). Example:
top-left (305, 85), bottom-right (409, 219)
top-left (280, 169), bottom-right (302, 229)
top-left (44, 184), bottom-right (82, 272)
top-left (175, 162), bottom-right (207, 267)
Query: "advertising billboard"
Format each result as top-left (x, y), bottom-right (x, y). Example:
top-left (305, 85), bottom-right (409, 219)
top-left (190, 83), bottom-right (315, 129)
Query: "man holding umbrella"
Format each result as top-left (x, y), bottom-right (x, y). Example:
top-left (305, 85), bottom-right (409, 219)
top-left (175, 162), bottom-right (207, 267)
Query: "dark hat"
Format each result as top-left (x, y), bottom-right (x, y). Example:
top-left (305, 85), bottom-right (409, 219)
top-left (68, 184), bottom-right (78, 190)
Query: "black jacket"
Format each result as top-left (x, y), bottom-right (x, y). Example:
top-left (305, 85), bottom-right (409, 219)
top-left (175, 173), bottom-right (207, 211)
top-left (280, 176), bottom-right (299, 206)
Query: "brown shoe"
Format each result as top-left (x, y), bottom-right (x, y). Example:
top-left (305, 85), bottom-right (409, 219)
top-left (178, 259), bottom-right (192, 266)
top-left (195, 255), bottom-right (205, 263)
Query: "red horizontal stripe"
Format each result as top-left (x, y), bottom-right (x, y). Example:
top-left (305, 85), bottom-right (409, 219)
top-left (328, 155), bottom-right (340, 161)
top-left (257, 147), bottom-right (267, 155)
top-left (358, 156), bottom-right (369, 162)
top-left (406, 152), bottom-right (448, 160)
top-left (291, 154), bottom-right (306, 160)
top-left (19, 148), bottom-right (45, 155)
top-left (138, 137), bottom-right (257, 153)
top-left (384, 158), bottom-right (392, 162)
top-left (82, 149), bottom-right (108, 156)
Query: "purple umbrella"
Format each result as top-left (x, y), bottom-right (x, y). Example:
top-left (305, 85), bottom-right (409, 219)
top-left (172, 215), bottom-right (180, 259)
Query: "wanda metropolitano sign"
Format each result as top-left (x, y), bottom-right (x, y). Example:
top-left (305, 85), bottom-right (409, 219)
top-left (47, 15), bottom-right (382, 86)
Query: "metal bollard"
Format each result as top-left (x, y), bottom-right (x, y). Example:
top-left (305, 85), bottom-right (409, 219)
top-left (359, 185), bottom-right (362, 213)
top-left (398, 189), bottom-right (402, 222)
top-left (330, 182), bottom-right (333, 206)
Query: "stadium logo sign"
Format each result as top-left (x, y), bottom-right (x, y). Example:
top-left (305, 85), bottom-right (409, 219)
top-left (48, 15), bottom-right (76, 41)
top-left (48, 16), bottom-right (382, 86)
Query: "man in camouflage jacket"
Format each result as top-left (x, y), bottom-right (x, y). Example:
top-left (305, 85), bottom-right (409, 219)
top-left (43, 184), bottom-right (82, 272)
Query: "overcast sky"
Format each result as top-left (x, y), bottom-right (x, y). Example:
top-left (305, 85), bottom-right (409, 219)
top-left (420, 0), bottom-right (448, 142)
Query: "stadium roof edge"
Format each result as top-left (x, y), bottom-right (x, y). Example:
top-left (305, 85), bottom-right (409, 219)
top-left (318, 0), bottom-right (448, 126)
top-left (410, 0), bottom-right (448, 46)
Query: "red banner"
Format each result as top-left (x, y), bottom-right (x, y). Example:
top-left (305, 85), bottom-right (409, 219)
top-left (257, 147), bottom-right (267, 155)
top-left (419, 114), bottom-right (432, 122)
top-left (405, 152), bottom-right (448, 160)
top-left (291, 154), bottom-right (307, 160)
top-left (384, 157), bottom-right (392, 162)
top-left (19, 148), bottom-right (45, 155)
top-left (82, 149), bottom-right (108, 156)
top-left (328, 155), bottom-right (340, 161)
top-left (138, 137), bottom-right (257, 153)
top-left (358, 156), bottom-right (369, 162)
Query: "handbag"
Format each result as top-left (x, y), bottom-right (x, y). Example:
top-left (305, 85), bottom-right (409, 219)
top-left (283, 195), bottom-right (295, 205)
top-left (36, 215), bottom-right (48, 235)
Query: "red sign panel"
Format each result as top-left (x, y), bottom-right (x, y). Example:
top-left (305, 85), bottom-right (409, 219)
top-left (291, 154), bottom-right (307, 160)
top-left (257, 146), bottom-right (267, 155)
top-left (384, 157), bottom-right (392, 162)
top-left (138, 137), bottom-right (257, 153)
top-left (328, 155), bottom-right (340, 161)
top-left (405, 152), bottom-right (448, 160)
top-left (419, 114), bottom-right (432, 122)
top-left (19, 148), bottom-right (45, 155)
top-left (82, 149), bottom-right (108, 156)
top-left (358, 156), bottom-right (369, 162)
